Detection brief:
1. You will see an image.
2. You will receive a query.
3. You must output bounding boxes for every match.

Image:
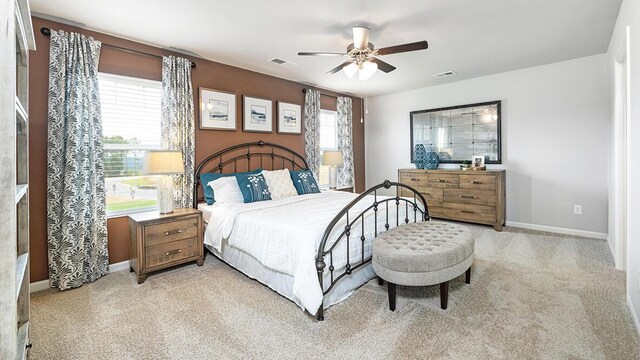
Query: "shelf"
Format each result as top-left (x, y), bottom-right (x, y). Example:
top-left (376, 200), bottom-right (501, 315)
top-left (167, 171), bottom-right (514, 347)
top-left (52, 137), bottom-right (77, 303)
top-left (15, 253), bottom-right (28, 299)
top-left (15, 184), bottom-right (27, 204)
top-left (16, 321), bottom-right (29, 360)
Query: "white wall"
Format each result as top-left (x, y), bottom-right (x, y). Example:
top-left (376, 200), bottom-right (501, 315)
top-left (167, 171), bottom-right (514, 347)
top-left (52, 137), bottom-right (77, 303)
top-left (608, 0), bottom-right (640, 333)
top-left (365, 54), bottom-right (610, 236)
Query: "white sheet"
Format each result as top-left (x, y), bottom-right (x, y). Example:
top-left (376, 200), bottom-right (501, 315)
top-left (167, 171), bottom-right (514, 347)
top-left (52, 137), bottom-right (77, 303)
top-left (203, 191), bottom-right (419, 314)
top-left (198, 202), bottom-right (214, 224)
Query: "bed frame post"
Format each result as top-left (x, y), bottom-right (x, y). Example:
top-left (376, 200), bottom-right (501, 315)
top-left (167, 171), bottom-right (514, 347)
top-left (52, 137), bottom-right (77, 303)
top-left (316, 259), bottom-right (325, 321)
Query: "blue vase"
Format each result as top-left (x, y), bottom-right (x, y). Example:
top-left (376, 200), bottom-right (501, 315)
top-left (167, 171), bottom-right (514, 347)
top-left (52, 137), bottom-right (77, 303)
top-left (424, 152), bottom-right (440, 170)
top-left (414, 144), bottom-right (427, 169)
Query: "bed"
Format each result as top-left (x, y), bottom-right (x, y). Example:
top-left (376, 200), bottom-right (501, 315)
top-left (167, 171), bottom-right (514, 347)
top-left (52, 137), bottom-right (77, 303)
top-left (193, 141), bottom-right (429, 320)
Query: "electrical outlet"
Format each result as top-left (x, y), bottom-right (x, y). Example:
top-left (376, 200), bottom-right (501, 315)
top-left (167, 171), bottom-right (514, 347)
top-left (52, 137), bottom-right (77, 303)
top-left (573, 205), bottom-right (582, 215)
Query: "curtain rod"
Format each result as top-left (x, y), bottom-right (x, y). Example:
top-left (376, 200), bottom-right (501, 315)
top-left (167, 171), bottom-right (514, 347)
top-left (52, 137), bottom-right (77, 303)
top-left (301, 88), bottom-right (338, 99)
top-left (40, 27), bottom-right (196, 69)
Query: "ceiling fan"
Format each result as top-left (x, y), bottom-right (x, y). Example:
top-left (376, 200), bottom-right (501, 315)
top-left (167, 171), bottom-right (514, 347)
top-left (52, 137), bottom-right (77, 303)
top-left (298, 26), bottom-right (429, 80)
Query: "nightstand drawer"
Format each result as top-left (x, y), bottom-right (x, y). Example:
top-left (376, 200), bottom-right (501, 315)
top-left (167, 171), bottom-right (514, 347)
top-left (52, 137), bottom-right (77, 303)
top-left (144, 217), bottom-right (199, 247)
top-left (145, 237), bottom-right (198, 270)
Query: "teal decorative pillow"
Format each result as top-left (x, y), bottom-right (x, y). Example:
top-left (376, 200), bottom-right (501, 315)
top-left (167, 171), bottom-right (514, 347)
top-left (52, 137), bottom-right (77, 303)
top-left (290, 170), bottom-right (320, 195)
top-left (236, 173), bottom-right (272, 203)
top-left (201, 169), bottom-right (262, 205)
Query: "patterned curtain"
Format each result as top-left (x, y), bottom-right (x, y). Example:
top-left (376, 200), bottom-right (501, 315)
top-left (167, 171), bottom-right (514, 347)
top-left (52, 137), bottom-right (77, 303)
top-left (161, 56), bottom-right (195, 208)
top-left (304, 89), bottom-right (321, 178)
top-left (337, 96), bottom-right (354, 189)
top-left (46, 30), bottom-right (109, 290)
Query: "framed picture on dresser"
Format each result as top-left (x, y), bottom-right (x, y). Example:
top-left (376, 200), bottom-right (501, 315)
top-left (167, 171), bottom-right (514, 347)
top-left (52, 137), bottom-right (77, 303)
top-left (243, 95), bottom-right (273, 133)
top-left (199, 88), bottom-right (237, 131)
top-left (277, 101), bottom-right (302, 134)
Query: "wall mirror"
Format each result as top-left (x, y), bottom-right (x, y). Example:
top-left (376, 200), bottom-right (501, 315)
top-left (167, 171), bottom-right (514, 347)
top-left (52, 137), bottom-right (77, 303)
top-left (410, 100), bottom-right (502, 164)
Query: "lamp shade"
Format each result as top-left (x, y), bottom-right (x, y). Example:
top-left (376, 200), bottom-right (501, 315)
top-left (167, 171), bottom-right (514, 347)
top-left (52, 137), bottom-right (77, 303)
top-left (322, 151), bottom-right (343, 166)
top-left (358, 61), bottom-right (378, 81)
top-left (143, 150), bottom-right (185, 175)
top-left (343, 63), bottom-right (358, 78)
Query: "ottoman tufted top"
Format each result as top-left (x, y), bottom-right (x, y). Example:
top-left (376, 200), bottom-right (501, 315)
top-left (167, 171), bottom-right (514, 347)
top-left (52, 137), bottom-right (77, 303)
top-left (373, 221), bottom-right (474, 273)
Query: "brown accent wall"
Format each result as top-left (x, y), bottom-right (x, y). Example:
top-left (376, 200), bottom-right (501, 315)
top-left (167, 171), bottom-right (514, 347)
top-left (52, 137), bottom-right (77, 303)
top-left (28, 17), bottom-right (365, 282)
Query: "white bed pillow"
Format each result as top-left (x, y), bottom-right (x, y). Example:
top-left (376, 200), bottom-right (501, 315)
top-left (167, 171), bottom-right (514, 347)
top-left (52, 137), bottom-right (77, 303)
top-left (261, 169), bottom-right (298, 200)
top-left (207, 176), bottom-right (244, 204)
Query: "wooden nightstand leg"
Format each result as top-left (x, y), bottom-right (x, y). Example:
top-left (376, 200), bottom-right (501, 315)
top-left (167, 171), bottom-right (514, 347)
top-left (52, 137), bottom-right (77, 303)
top-left (137, 274), bottom-right (147, 284)
top-left (197, 258), bottom-right (204, 266)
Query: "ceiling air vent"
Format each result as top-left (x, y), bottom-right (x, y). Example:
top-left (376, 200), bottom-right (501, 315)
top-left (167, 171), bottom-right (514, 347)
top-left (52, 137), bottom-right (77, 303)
top-left (433, 70), bottom-right (457, 78)
top-left (269, 58), bottom-right (298, 68)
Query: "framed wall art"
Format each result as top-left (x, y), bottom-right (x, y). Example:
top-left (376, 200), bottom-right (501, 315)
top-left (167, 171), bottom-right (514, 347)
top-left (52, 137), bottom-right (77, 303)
top-left (199, 88), bottom-right (236, 131)
top-left (410, 100), bottom-right (502, 164)
top-left (277, 101), bottom-right (302, 134)
top-left (243, 95), bottom-right (273, 133)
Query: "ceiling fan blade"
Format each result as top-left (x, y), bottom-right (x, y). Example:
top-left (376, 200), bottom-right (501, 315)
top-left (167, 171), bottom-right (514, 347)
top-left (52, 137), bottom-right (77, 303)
top-left (376, 41), bottom-right (429, 56)
top-left (352, 26), bottom-right (370, 50)
top-left (298, 51), bottom-right (347, 56)
top-left (326, 60), bottom-right (353, 74)
top-left (370, 57), bottom-right (396, 73)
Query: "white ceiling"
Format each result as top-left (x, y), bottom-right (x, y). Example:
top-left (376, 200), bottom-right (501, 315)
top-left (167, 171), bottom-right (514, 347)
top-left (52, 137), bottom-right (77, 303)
top-left (31, 0), bottom-right (622, 97)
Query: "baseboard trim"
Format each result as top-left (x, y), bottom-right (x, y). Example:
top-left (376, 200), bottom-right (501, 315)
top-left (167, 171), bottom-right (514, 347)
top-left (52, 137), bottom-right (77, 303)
top-left (30, 260), bottom-right (130, 293)
top-left (505, 221), bottom-right (607, 240)
top-left (628, 295), bottom-right (640, 336)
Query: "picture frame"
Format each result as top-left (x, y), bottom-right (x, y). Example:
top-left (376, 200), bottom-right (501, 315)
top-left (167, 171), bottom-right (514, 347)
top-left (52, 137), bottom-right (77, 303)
top-left (243, 95), bottom-right (273, 133)
top-left (277, 101), bottom-right (302, 134)
top-left (472, 155), bottom-right (485, 168)
top-left (199, 88), bottom-right (237, 131)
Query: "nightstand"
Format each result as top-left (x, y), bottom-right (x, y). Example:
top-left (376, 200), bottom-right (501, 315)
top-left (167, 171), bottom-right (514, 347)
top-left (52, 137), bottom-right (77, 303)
top-left (129, 208), bottom-right (203, 284)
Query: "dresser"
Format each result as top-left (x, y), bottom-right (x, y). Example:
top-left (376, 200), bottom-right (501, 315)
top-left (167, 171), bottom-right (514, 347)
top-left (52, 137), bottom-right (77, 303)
top-left (398, 169), bottom-right (505, 231)
top-left (129, 208), bottom-right (204, 284)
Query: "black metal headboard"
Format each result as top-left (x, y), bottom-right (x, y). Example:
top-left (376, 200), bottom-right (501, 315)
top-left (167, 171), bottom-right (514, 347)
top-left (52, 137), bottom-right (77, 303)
top-left (193, 140), bottom-right (309, 207)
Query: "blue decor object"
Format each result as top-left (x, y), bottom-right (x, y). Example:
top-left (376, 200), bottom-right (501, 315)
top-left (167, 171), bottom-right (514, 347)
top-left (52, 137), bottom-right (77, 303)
top-left (414, 144), bottom-right (427, 169)
top-left (201, 169), bottom-right (262, 205)
top-left (236, 173), bottom-right (272, 203)
top-left (290, 170), bottom-right (320, 195)
top-left (424, 151), bottom-right (440, 170)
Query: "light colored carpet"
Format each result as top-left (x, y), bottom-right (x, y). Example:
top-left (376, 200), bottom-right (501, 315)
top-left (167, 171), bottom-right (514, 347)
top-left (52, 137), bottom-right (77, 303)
top-left (31, 225), bottom-right (640, 359)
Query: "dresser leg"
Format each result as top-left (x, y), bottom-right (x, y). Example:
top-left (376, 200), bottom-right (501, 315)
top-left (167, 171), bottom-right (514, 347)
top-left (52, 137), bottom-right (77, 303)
top-left (197, 258), bottom-right (204, 266)
top-left (137, 274), bottom-right (147, 284)
top-left (493, 224), bottom-right (503, 231)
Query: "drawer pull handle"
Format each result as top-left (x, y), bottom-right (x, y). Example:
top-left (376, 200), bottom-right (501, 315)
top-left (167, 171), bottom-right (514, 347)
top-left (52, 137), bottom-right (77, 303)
top-left (459, 195), bottom-right (478, 199)
top-left (164, 229), bottom-right (184, 236)
top-left (470, 181), bottom-right (482, 184)
top-left (410, 178), bottom-right (420, 181)
top-left (461, 210), bottom-right (477, 214)
top-left (437, 179), bottom-right (448, 183)
top-left (165, 249), bottom-right (183, 256)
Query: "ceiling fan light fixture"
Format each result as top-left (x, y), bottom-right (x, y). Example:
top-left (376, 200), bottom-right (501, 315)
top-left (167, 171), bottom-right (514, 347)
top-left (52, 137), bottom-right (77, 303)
top-left (343, 62), bottom-right (358, 78)
top-left (358, 61), bottom-right (378, 81)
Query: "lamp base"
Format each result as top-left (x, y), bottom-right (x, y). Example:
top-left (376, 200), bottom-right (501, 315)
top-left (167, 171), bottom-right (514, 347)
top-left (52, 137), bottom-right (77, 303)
top-left (329, 165), bottom-right (337, 189)
top-left (158, 176), bottom-right (174, 214)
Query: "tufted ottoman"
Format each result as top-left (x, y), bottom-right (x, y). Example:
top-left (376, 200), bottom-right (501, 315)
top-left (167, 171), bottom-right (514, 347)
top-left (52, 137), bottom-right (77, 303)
top-left (372, 221), bottom-right (474, 310)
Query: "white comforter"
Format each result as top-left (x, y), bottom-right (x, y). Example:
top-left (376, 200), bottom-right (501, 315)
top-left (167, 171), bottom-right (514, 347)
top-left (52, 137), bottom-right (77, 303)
top-left (204, 191), bottom-right (419, 314)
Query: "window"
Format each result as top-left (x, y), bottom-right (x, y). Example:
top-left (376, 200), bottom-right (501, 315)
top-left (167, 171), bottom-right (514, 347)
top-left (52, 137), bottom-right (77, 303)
top-left (99, 73), bottom-right (162, 216)
top-left (318, 109), bottom-right (338, 187)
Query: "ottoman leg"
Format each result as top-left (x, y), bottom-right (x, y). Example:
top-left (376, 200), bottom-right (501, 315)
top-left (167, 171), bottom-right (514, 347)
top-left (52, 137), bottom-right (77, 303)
top-left (388, 282), bottom-right (397, 311)
top-left (378, 277), bottom-right (384, 286)
top-left (440, 281), bottom-right (449, 310)
top-left (465, 267), bottom-right (471, 284)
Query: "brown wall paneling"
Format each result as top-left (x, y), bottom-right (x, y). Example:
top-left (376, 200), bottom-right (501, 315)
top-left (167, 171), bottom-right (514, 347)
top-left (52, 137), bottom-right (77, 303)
top-left (28, 17), bottom-right (365, 282)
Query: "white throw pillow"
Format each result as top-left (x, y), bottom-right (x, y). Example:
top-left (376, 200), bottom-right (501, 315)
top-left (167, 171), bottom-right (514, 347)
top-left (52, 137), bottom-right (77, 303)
top-left (261, 169), bottom-right (298, 200)
top-left (207, 176), bottom-right (244, 204)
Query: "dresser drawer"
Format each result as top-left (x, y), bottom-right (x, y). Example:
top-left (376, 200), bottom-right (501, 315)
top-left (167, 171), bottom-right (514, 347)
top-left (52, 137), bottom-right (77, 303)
top-left (444, 189), bottom-right (496, 206)
top-left (427, 203), bottom-right (444, 218)
top-left (427, 173), bottom-right (459, 188)
top-left (399, 172), bottom-right (427, 189)
top-left (400, 186), bottom-right (443, 203)
top-left (443, 203), bottom-right (496, 224)
top-left (144, 217), bottom-right (199, 247)
top-left (459, 174), bottom-right (497, 191)
top-left (145, 237), bottom-right (198, 270)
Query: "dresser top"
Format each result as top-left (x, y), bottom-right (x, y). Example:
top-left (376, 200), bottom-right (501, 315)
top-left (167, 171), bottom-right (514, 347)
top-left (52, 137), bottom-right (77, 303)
top-left (129, 208), bottom-right (201, 223)
top-left (399, 168), bottom-right (505, 174)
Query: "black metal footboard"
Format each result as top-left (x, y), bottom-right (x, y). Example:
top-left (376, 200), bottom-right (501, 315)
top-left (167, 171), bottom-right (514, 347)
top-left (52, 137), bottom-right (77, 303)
top-left (315, 180), bottom-right (429, 321)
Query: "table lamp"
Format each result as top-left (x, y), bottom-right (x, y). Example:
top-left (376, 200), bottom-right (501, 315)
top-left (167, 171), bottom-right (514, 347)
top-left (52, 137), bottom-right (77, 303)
top-left (322, 151), bottom-right (343, 189)
top-left (144, 150), bottom-right (185, 214)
